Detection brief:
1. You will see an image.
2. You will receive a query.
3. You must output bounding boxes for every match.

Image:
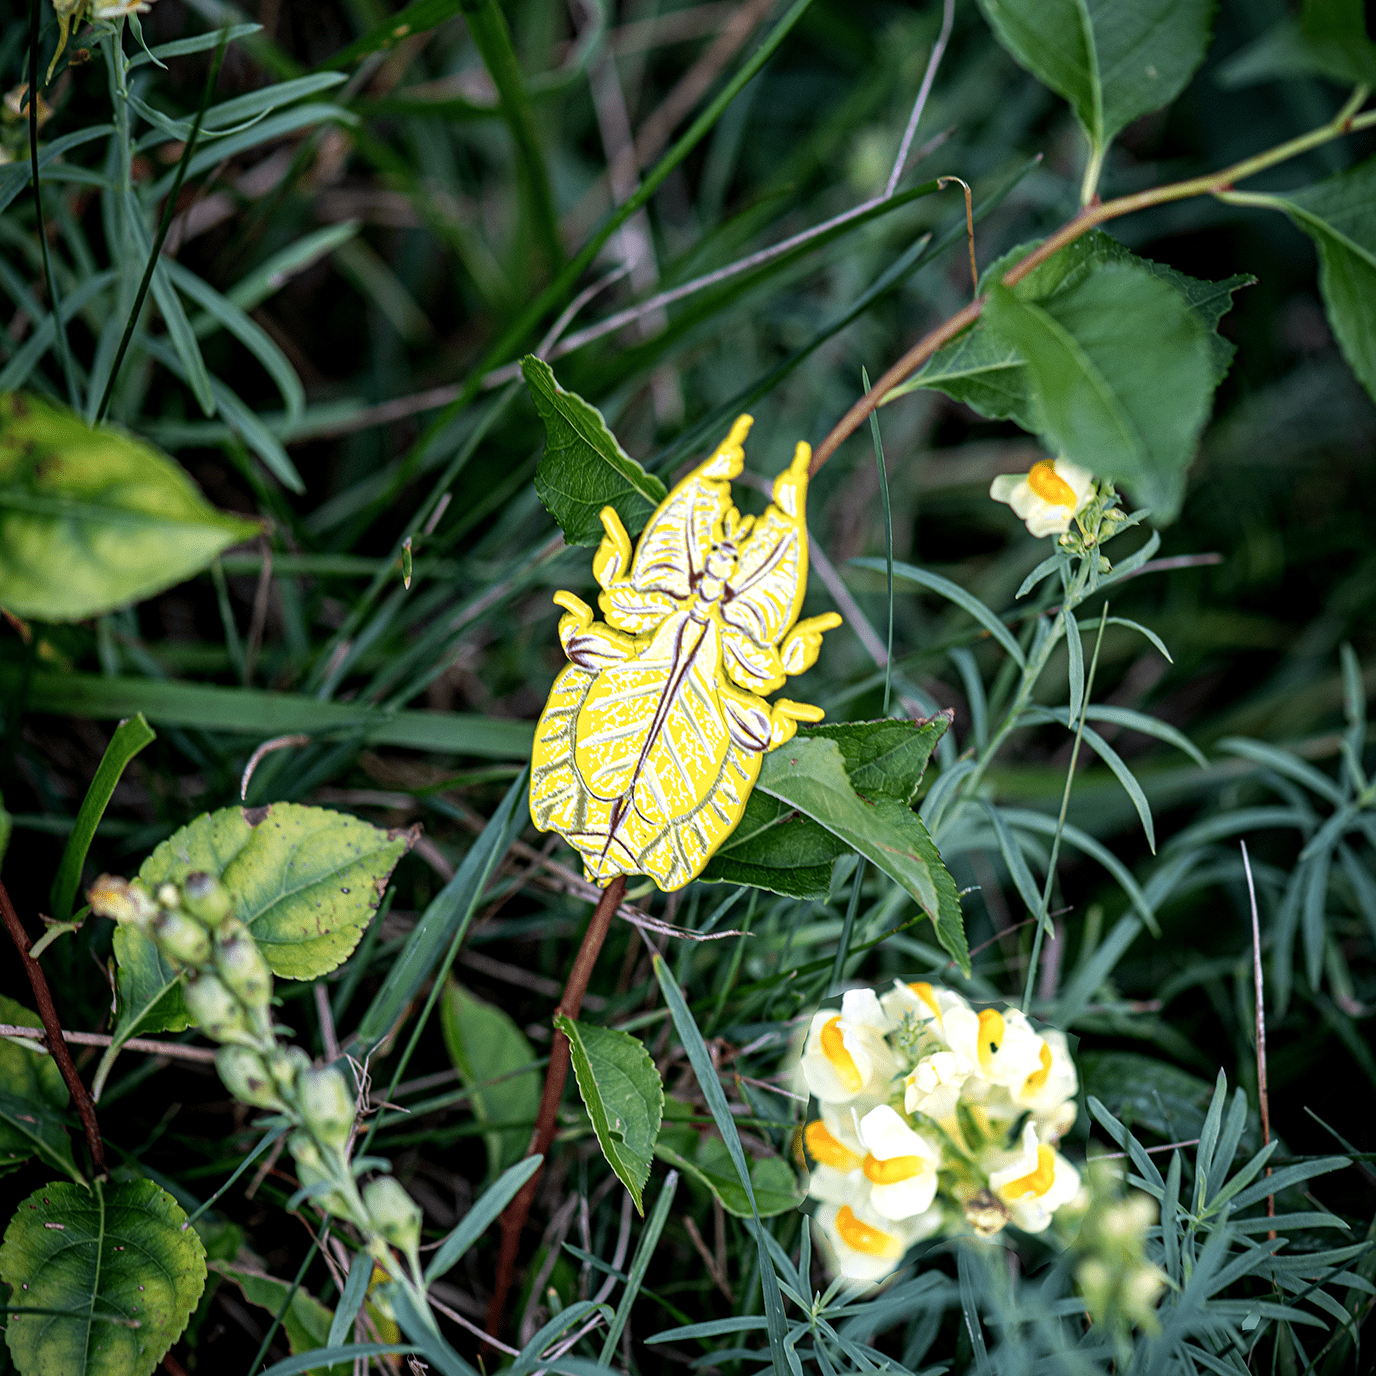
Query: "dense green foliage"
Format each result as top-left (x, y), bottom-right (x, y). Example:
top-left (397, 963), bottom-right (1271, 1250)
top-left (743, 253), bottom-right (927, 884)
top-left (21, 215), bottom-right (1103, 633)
top-left (1, 0), bottom-right (1375, 1373)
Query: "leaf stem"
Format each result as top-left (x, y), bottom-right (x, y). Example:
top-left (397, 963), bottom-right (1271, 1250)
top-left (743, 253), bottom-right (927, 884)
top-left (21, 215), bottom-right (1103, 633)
top-left (486, 873), bottom-right (626, 1341)
top-left (0, 877), bottom-right (105, 1178)
top-left (809, 86), bottom-right (1375, 472)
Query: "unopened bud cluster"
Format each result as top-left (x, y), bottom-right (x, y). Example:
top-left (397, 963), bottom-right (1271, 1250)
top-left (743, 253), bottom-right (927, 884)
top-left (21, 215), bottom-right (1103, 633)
top-left (88, 871), bottom-right (422, 1276)
top-left (793, 981), bottom-right (1081, 1283)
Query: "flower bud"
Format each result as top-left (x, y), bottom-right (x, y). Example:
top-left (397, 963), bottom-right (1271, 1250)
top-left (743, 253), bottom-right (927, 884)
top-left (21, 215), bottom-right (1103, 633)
top-left (296, 1066), bottom-right (355, 1149)
top-left (183, 971), bottom-right (250, 1044)
top-left (288, 1129), bottom-right (351, 1218)
top-left (268, 1045), bottom-right (311, 1093)
top-left (362, 1177), bottom-right (422, 1255)
top-left (152, 911), bottom-right (212, 968)
top-left (87, 875), bottom-right (157, 929)
top-left (182, 871), bottom-right (234, 929)
top-left (157, 883), bottom-right (181, 909)
top-left (216, 1046), bottom-right (285, 1110)
top-left (214, 926), bottom-right (272, 1010)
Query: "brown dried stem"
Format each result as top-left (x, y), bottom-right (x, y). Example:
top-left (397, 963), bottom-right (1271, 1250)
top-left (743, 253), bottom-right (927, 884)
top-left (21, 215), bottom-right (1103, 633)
top-left (485, 873), bottom-right (627, 1341)
top-left (0, 877), bottom-right (106, 1177)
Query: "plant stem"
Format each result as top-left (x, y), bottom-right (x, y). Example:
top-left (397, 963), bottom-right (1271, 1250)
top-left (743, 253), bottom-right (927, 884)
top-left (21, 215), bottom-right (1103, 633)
top-left (809, 87), bottom-right (1375, 473)
top-left (486, 872), bottom-right (626, 1341)
top-left (0, 878), bottom-right (106, 1177)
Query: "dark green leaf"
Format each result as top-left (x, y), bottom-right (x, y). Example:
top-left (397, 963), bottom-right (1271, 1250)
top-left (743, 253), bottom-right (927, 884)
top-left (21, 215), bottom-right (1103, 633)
top-left (1218, 0), bottom-right (1376, 89)
top-left (524, 356), bottom-right (668, 545)
top-left (983, 259), bottom-right (1214, 521)
top-left (0, 1179), bottom-right (206, 1376)
top-left (440, 981), bottom-right (542, 1176)
top-left (975, 0), bottom-right (1215, 156)
top-left (93, 925), bottom-right (190, 1101)
top-left (321, 0), bottom-right (464, 71)
top-left (0, 995), bottom-right (79, 1183)
top-left (0, 394), bottom-right (259, 621)
top-left (210, 1262), bottom-right (348, 1376)
top-left (755, 736), bottom-right (968, 973)
top-left (806, 715), bottom-right (951, 804)
top-left (556, 1015), bottom-right (664, 1214)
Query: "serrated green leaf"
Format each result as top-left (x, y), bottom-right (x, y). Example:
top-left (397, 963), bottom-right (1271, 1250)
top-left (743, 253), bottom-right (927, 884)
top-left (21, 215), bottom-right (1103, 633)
top-left (439, 981), bottom-right (541, 1177)
top-left (755, 736), bottom-right (968, 973)
top-left (0, 393), bottom-right (259, 621)
top-left (975, 0), bottom-right (1214, 158)
top-left (523, 356), bottom-right (668, 545)
top-left (1267, 157), bottom-right (1376, 405)
top-left (653, 1102), bottom-right (801, 1218)
top-left (984, 259), bottom-right (1214, 522)
top-left (806, 715), bottom-right (951, 804)
top-left (210, 1262), bottom-right (348, 1376)
top-left (556, 1016), bottom-right (663, 1214)
top-left (0, 995), bottom-right (79, 1183)
top-left (0, 1179), bottom-right (206, 1376)
top-left (141, 803), bottom-right (417, 978)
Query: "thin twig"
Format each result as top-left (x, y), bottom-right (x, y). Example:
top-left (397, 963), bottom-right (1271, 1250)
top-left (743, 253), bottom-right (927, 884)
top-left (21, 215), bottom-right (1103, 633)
top-left (1094, 1138), bottom-right (1201, 1162)
top-left (243, 539), bottom-right (274, 686)
top-left (487, 874), bottom-right (627, 1341)
top-left (1241, 839), bottom-right (1274, 1234)
top-left (241, 734), bottom-right (311, 801)
top-left (885, 0), bottom-right (955, 196)
top-left (0, 1023), bottom-right (218, 1064)
top-left (0, 879), bottom-right (106, 1175)
top-left (937, 175), bottom-right (978, 293)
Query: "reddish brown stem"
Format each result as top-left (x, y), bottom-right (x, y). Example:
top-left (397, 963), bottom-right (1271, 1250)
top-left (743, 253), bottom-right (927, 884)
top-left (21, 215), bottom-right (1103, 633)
top-left (485, 873), bottom-right (626, 1342)
top-left (0, 877), bottom-right (106, 1177)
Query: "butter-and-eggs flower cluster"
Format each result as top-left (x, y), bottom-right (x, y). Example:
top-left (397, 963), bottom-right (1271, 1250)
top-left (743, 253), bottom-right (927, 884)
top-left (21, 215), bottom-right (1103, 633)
top-left (796, 982), bottom-right (1081, 1282)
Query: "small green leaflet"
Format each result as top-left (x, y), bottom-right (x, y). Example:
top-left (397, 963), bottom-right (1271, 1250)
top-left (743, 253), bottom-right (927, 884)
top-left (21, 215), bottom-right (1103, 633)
top-left (556, 1015), bottom-right (664, 1215)
top-left (0, 393), bottom-right (259, 622)
top-left (523, 355), bottom-right (668, 544)
top-left (0, 1179), bottom-right (207, 1376)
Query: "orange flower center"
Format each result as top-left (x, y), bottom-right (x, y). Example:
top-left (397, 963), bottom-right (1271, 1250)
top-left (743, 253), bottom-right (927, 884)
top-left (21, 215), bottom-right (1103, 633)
top-left (1023, 1041), bottom-right (1054, 1095)
top-left (999, 1144), bottom-right (1057, 1201)
top-left (1027, 460), bottom-right (1078, 508)
top-left (977, 1008), bottom-right (1005, 1074)
top-left (836, 1205), bottom-right (901, 1257)
top-left (805, 1120), bottom-right (861, 1172)
top-left (819, 1016), bottom-right (863, 1091)
top-left (863, 1153), bottom-right (927, 1185)
top-left (908, 981), bottom-right (942, 1020)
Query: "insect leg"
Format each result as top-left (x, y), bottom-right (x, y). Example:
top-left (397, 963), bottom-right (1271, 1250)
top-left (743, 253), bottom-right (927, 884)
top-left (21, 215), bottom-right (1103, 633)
top-left (780, 612), bottom-right (844, 677)
top-left (767, 697), bottom-right (826, 749)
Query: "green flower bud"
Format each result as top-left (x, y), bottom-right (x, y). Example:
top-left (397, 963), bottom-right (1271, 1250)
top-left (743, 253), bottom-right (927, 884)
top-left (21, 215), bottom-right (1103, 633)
top-left (296, 1066), bottom-right (355, 1149)
top-left (183, 972), bottom-right (251, 1044)
top-left (182, 871), bottom-right (234, 929)
top-left (152, 911), bottom-right (212, 968)
top-left (214, 926), bottom-right (272, 1010)
top-left (87, 875), bottom-right (157, 929)
top-left (156, 883), bottom-right (181, 909)
top-left (216, 1046), bottom-right (285, 1110)
top-left (362, 1176), bottom-right (422, 1255)
top-left (268, 1045), bottom-right (311, 1093)
top-left (288, 1130), bottom-right (351, 1218)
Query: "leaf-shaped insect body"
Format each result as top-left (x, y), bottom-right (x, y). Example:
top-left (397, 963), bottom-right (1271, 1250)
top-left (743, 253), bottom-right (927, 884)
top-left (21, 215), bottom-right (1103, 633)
top-left (531, 415), bottom-right (841, 891)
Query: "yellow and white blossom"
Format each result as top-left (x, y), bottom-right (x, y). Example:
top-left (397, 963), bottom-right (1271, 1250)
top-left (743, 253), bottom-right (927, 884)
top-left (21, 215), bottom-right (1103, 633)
top-left (803, 1110), bottom-right (866, 1206)
top-left (812, 1197), bottom-right (941, 1284)
top-left (800, 989), bottom-right (898, 1106)
top-left (856, 1105), bottom-right (941, 1220)
top-left (941, 1003), bottom-right (1045, 1091)
top-left (987, 1122), bottom-right (1082, 1234)
top-left (1011, 1028), bottom-right (1078, 1139)
top-left (990, 457), bottom-right (1095, 538)
top-left (904, 1050), bottom-right (971, 1120)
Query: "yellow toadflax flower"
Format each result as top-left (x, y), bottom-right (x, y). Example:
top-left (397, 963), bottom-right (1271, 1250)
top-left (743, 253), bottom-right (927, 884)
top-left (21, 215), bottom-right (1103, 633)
top-left (990, 457), bottom-right (1095, 537)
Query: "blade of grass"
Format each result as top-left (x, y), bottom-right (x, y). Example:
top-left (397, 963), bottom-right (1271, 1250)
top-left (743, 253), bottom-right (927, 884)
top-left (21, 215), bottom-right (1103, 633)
top-left (863, 366), bottom-right (894, 714)
top-left (599, 1170), bottom-right (679, 1364)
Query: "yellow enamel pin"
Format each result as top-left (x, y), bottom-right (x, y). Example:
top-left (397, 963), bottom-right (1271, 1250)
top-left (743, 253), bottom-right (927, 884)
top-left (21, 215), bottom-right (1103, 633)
top-left (530, 415), bottom-right (841, 892)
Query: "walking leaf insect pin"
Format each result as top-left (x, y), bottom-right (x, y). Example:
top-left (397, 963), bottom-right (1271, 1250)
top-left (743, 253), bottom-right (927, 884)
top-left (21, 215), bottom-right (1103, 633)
top-left (531, 415), bottom-right (841, 892)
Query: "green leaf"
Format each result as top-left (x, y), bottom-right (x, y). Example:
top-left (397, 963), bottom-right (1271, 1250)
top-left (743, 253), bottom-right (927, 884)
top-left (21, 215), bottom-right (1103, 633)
top-left (93, 925), bottom-right (191, 1101)
top-left (0, 1178), bottom-right (207, 1376)
top-left (975, 0), bottom-right (1214, 159)
top-left (652, 1100), bottom-right (802, 1218)
top-left (210, 1262), bottom-right (348, 1376)
top-left (439, 981), bottom-right (542, 1176)
top-left (321, 0), bottom-right (465, 71)
top-left (523, 356), bottom-right (668, 545)
top-left (1266, 157), bottom-right (1376, 405)
top-left (807, 715), bottom-right (951, 804)
top-left (556, 1015), bottom-right (664, 1214)
top-left (1218, 0), bottom-right (1376, 89)
top-left (141, 803), bottom-right (417, 978)
top-left (754, 736), bottom-right (969, 973)
top-left (50, 714), bottom-right (155, 922)
top-left (0, 393), bottom-right (259, 621)
top-left (0, 995), bottom-right (80, 1183)
top-left (983, 259), bottom-right (1214, 522)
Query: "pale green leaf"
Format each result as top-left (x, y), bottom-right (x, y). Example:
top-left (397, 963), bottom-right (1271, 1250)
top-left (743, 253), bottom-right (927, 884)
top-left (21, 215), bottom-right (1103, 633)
top-left (755, 736), bottom-right (969, 973)
top-left (210, 1262), bottom-right (348, 1376)
top-left (557, 1015), bottom-right (664, 1214)
top-left (0, 393), bottom-right (259, 622)
top-left (0, 1179), bottom-right (206, 1376)
top-left (524, 355), bottom-right (668, 545)
top-left (0, 995), bottom-right (80, 1183)
top-left (439, 981), bottom-right (542, 1176)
